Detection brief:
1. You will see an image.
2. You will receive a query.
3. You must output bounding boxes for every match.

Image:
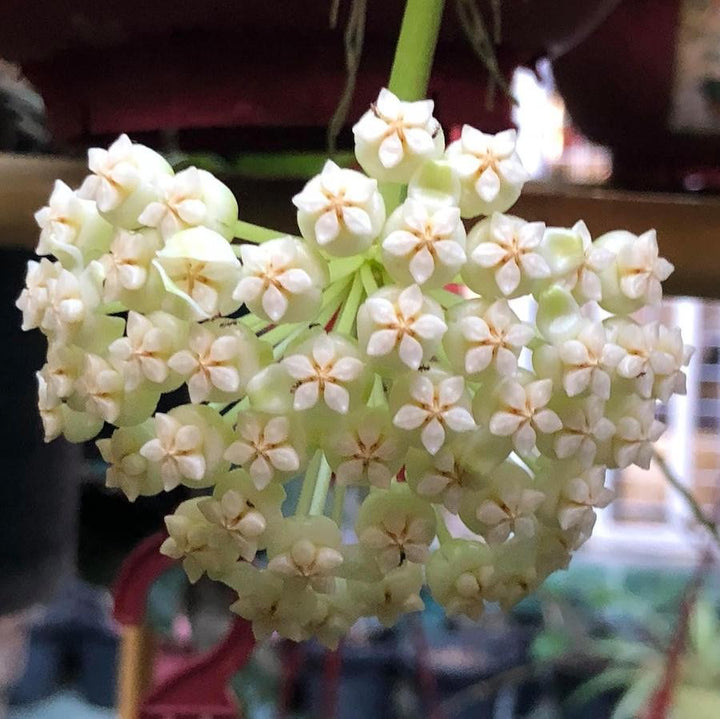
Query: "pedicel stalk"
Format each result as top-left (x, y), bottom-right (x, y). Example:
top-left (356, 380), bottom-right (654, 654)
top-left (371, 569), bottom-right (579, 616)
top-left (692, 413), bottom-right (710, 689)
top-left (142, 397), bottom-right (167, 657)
top-left (17, 0), bottom-right (690, 647)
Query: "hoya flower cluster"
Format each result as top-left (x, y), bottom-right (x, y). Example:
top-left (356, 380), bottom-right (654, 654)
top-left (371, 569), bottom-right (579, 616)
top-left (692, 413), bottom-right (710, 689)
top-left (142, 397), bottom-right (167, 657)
top-left (18, 88), bottom-right (689, 647)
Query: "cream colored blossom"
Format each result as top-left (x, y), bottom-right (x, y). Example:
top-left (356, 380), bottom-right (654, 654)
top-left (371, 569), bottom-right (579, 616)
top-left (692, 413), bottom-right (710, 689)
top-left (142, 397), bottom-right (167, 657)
top-left (445, 126), bottom-right (528, 217)
top-left (234, 236), bottom-right (327, 323)
top-left (357, 284), bottom-right (447, 371)
top-left (489, 379), bottom-right (562, 454)
top-left (109, 311), bottom-right (187, 392)
top-left (78, 134), bottom-right (173, 226)
top-left (154, 227), bottom-right (242, 319)
top-left (167, 321), bottom-right (269, 403)
top-left (282, 333), bottom-right (365, 414)
top-left (445, 299), bottom-right (534, 379)
top-left (293, 160), bottom-right (385, 256)
top-left (381, 199), bottom-right (466, 288)
top-left (266, 516), bottom-right (344, 593)
top-left (463, 213), bottom-right (549, 298)
top-left (356, 486), bottom-right (436, 572)
top-left (35, 180), bottom-right (112, 266)
top-left (353, 88), bottom-right (443, 183)
top-left (392, 371), bottom-right (476, 455)
top-left (224, 413), bottom-right (302, 489)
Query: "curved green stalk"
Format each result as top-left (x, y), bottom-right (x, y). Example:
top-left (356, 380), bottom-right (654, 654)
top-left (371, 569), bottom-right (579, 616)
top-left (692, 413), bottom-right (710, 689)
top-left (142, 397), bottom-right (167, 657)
top-left (297, 449), bottom-right (323, 516)
top-left (387, 0), bottom-right (445, 102)
top-left (381, 0), bottom-right (445, 213)
top-left (434, 506), bottom-right (453, 544)
top-left (335, 271), bottom-right (365, 337)
top-left (309, 453), bottom-right (334, 516)
top-left (234, 220), bottom-right (285, 243)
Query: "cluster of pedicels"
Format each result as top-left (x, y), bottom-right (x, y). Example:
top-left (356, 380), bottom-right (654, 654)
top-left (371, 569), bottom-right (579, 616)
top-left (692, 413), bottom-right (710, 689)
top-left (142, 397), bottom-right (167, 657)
top-left (18, 88), bottom-right (689, 647)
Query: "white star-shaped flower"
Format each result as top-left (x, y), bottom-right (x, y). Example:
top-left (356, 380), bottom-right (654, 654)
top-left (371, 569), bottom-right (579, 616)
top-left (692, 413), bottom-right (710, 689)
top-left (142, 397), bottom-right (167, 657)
top-left (78, 134), bottom-right (172, 228)
top-left (556, 322), bottom-right (624, 399)
top-left (349, 563), bottom-right (425, 627)
top-left (161, 502), bottom-right (238, 583)
top-left (406, 445), bottom-right (484, 513)
top-left (80, 134), bottom-right (143, 212)
top-left (224, 414), bottom-right (301, 489)
top-left (616, 230), bottom-right (674, 306)
top-left (168, 324), bottom-right (241, 402)
top-left (473, 483), bottom-right (546, 544)
top-left (426, 540), bottom-right (496, 620)
top-left (552, 397), bottom-right (615, 466)
top-left (35, 180), bottom-right (112, 266)
top-left (140, 412), bottom-right (208, 490)
top-left (608, 320), bottom-right (664, 399)
top-left (556, 466), bottom-right (613, 531)
top-left (234, 236), bottom-right (327, 323)
top-left (447, 299), bottom-right (534, 378)
top-left (357, 489), bottom-right (436, 573)
top-left (282, 333), bottom-right (365, 414)
top-left (74, 354), bottom-right (125, 423)
top-left (292, 160), bottom-right (385, 256)
top-left (36, 370), bottom-right (64, 442)
top-left (16, 258), bottom-right (61, 332)
top-left (330, 411), bottom-right (404, 489)
top-left (266, 516), bottom-right (344, 593)
top-left (610, 399), bottom-right (665, 469)
top-left (138, 166), bottom-right (238, 240)
top-left (18, 261), bottom-right (103, 342)
top-left (393, 371), bottom-right (476, 454)
top-left (464, 213), bottom-right (550, 297)
top-left (43, 343), bottom-right (84, 399)
top-left (138, 166), bottom-right (206, 237)
top-left (154, 227), bottom-right (242, 319)
top-left (445, 125), bottom-right (529, 217)
top-left (109, 311), bottom-right (186, 391)
top-left (382, 198), bottom-right (466, 287)
top-left (101, 229), bottom-right (162, 301)
top-left (489, 379), bottom-right (562, 454)
top-left (353, 88), bottom-right (443, 183)
top-left (97, 424), bottom-right (159, 502)
top-left (651, 323), bottom-right (692, 403)
top-left (358, 285), bottom-right (447, 371)
top-left (563, 221), bottom-right (614, 303)
top-left (198, 489), bottom-right (269, 562)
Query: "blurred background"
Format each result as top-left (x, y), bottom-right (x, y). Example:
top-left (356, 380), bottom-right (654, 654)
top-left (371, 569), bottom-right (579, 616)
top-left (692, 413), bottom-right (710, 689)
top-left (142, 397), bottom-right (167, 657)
top-left (2, 1), bottom-right (720, 717)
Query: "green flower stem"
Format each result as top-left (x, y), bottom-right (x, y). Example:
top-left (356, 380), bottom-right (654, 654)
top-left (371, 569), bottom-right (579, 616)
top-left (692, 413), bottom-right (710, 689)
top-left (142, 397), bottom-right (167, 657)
top-left (335, 270), bottom-right (365, 337)
top-left (262, 321), bottom-right (304, 346)
top-left (360, 261), bottom-right (380, 296)
top-left (221, 396), bottom-right (249, 425)
top-left (329, 255), bottom-right (365, 283)
top-left (434, 506), bottom-right (452, 545)
top-left (388, 0), bottom-right (445, 102)
top-left (309, 453), bottom-right (334, 516)
top-left (368, 374), bottom-right (387, 407)
top-left (237, 313), bottom-right (270, 332)
top-left (272, 323), bottom-right (311, 359)
top-left (380, 184), bottom-right (406, 216)
top-left (321, 275), bottom-right (356, 313)
top-left (233, 220), bottom-right (285, 243)
top-left (654, 450), bottom-right (720, 547)
top-left (380, 0), bottom-right (445, 213)
top-left (297, 449), bottom-right (323, 516)
top-left (332, 485), bottom-right (346, 525)
top-left (430, 287), bottom-right (465, 309)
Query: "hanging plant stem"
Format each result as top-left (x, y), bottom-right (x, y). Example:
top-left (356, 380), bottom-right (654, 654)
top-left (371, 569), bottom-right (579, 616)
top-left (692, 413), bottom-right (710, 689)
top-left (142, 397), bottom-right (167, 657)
top-left (381, 0), bottom-right (445, 213)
